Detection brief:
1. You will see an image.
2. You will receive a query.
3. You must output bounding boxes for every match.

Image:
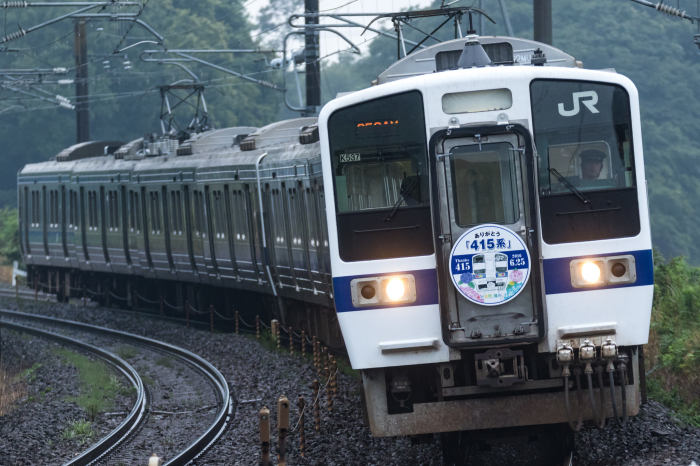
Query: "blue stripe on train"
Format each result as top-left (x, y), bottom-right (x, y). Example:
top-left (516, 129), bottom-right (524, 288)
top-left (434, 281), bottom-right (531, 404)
top-left (333, 268), bottom-right (439, 313)
top-left (542, 249), bottom-right (654, 295)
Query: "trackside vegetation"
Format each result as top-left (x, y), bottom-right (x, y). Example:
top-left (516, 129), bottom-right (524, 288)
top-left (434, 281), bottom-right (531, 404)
top-left (646, 251), bottom-right (700, 426)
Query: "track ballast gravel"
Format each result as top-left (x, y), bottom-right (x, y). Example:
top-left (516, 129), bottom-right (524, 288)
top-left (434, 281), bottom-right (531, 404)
top-left (2, 296), bottom-right (700, 465)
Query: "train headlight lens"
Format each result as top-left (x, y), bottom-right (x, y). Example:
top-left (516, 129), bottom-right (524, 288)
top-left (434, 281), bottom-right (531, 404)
top-left (361, 284), bottom-right (376, 299)
top-left (611, 262), bottom-right (626, 278)
top-left (350, 274), bottom-right (416, 307)
top-left (386, 278), bottom-right (406, 301)
top-left (581, 262), bottom-right (601, 283)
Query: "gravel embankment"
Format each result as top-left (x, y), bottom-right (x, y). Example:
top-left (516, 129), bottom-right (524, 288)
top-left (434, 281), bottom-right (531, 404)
top-left (2, 296), bottom-right (700, 466)
top-left (0, 326), bottom-right (131, 465)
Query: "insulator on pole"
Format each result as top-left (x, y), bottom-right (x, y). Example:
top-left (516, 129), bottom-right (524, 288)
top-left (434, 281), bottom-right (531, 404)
top-left (1, 2), bottom-right (29, 8)
top-left (2, 28), bottom-right (26, 43)
top-left (655, 2), bottom-right (686, 18)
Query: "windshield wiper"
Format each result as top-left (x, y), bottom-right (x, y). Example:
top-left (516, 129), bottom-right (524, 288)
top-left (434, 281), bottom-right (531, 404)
top-left (384, 179), bottom-right (419, 221)
top-left (548, 168), bottom-right (590, 205)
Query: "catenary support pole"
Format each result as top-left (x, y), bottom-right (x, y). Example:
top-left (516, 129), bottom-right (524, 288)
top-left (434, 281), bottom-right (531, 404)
top-left (304, 0), bottom-right (320, 116)
top-left (73, 20), bottom-right (89, 142)
top-left (533, 0), bottom-right (552, 45)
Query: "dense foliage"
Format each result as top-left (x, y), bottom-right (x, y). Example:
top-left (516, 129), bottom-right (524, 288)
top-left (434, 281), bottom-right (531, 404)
top-left (0, 0), bottom-right (281, 205)
top-left (647, 252), bottom-right (700, 425)
top-left (0, 208), bottom-right (20, 266)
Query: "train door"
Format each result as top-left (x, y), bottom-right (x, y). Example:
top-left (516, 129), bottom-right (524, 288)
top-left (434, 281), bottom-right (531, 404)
top-left (231, 188), bottom-right (256, 283)
top-left (99, 186), bottom-right (111, 267)
top-left (203, 186), bottom-right (219, 278)
top-left (61, 185), bottom-right (69, 259)
top-left (140, 187), bottom-right (155, 275)
top-left (182, 186), bottom-right (199, 278)
top-left (431, 126), bottom-right (544, 346)
top-left (162, 185), bottom-right (181, 275)
top-left (223, 185), bottom-right (240, 281)
top-left (78, 187), bottom-right (90, 267)
top-left (120, 186), bottom-right (131, 268)
top-left (41, 186), bottom-right (49, 257)
top-left (189, 189), bottom-right (208, 282)
top-left (21, 187), bottom-right (29, 257)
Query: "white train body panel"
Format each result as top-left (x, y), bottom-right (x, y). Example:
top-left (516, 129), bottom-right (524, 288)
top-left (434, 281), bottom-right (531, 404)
top-left (320, 36), bottom-right (652, 437)
top-left (321, 65), bottom-right (651, 370)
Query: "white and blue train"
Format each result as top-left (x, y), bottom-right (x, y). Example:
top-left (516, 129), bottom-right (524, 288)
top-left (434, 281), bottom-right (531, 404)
top-left (19, 34), bottom-right (652, 461)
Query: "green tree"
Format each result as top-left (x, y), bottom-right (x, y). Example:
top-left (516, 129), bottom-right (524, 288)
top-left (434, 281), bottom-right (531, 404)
top-left (0, 208), bottom-right (20, 266)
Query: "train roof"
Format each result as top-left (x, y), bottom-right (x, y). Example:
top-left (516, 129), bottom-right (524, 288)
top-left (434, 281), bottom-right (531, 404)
top-left (19, 117), bottom-right (321, 180)
top-left (376, 35), bottom-right (579, 85)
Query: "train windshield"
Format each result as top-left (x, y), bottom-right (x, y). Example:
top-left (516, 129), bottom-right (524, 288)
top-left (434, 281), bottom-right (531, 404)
top-left (327, 91), bottom-right (433, 261)
top-left (328, 91), bottom-right (429, 213)
top-left (531, 79), bottom-right (641, 244)
top-left (531, 80), bottom-right (635, 195)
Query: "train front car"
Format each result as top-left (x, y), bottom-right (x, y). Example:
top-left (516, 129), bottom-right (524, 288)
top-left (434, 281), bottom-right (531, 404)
top-left (319, 37), bottom-right (652, 453)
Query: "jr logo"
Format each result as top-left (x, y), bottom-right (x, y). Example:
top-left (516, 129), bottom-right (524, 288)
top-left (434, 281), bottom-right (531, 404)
top-left (557, 91), bottom-right (599, 117)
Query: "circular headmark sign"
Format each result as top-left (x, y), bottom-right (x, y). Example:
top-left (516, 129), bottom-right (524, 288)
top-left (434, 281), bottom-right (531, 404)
top-left (449, 224), bottom-right (531, 306)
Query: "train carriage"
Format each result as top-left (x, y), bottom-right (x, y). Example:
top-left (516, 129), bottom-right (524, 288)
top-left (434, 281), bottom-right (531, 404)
top-left (18, 33), bottom-right (653, 463)
top-left (319, 35), bottom-right (651, 458)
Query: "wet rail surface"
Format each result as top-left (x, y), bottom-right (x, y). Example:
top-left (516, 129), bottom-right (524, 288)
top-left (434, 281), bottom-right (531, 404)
top-left (0, 309), bottom-right (232, 466)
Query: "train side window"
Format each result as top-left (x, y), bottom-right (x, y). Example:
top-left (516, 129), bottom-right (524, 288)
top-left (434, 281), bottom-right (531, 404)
top-left (87, 192), bottom-right (93, 229)
top-left (94, 191), bottom-right (100, 229)
top-left (134, 191), bottom-right (141, 231)
top-left (129, 191), bottom-right (135, 231)
top-left (196, 190), bottom-right (206, 237)
top-left (68, 190), bottom-right (74, 227)
top-left (176, 190), bottom-right (183, 234)
top-left (170, 191), bottom-right (177, 233)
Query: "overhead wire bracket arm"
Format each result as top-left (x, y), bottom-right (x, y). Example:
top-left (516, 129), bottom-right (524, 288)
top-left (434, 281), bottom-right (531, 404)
top-left (628, 0), bottom-right (699, 22)
top-left (174, 52), bottom-right (282, 91)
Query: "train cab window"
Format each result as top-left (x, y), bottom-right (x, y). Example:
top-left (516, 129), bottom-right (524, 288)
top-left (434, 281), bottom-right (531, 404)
top-left (328, 90), bottom-right (434, 261)
top-left (531, 79), bottom-right (640, 244)
top-left (449, 142), bottom-right (519, 227)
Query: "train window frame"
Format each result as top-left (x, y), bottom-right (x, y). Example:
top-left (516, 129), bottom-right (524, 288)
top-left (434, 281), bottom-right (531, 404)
top-left (327, 90), bottom-right (434, 262)
top-left (448, 142), bottom-right (520, 228)
top-left (530, 78), bottom-right (641, 244)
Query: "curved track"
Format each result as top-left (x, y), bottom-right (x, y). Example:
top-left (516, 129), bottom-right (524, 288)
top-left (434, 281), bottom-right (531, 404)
top-left (0, 319), bottom-right (147, 466)
top-left (0, 309), bottom-right (232, 466)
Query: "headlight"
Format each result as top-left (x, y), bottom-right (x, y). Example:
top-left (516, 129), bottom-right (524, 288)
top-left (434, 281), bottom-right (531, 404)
top-left (570, 255), bottom-right (637, 288)
top-left (581, 262), bottom-right (601, 283)
top-left (350, 274), bottom-right (417, 307)
top-left (385, 278), bottom-right (406, 301)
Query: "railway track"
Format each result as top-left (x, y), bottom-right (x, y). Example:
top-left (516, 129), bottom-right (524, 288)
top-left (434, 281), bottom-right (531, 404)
top-left (0, 309), bottom-right (232, 466)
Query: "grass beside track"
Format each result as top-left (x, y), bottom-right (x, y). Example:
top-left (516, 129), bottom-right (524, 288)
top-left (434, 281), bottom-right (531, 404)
top-left (55, 347), bottom-right (123, 418)
top-left (647, 251), bottom-right (700, 426)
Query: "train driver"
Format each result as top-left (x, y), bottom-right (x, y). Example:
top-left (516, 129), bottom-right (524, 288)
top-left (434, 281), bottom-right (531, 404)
top-left (579, 149), bottom-right (607, 182)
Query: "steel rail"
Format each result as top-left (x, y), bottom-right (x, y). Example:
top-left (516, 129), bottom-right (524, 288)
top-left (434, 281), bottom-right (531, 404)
top-left (0, 309), bottom-right (232, 466)
top-left (0, 319), bottom-right (146, 466)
